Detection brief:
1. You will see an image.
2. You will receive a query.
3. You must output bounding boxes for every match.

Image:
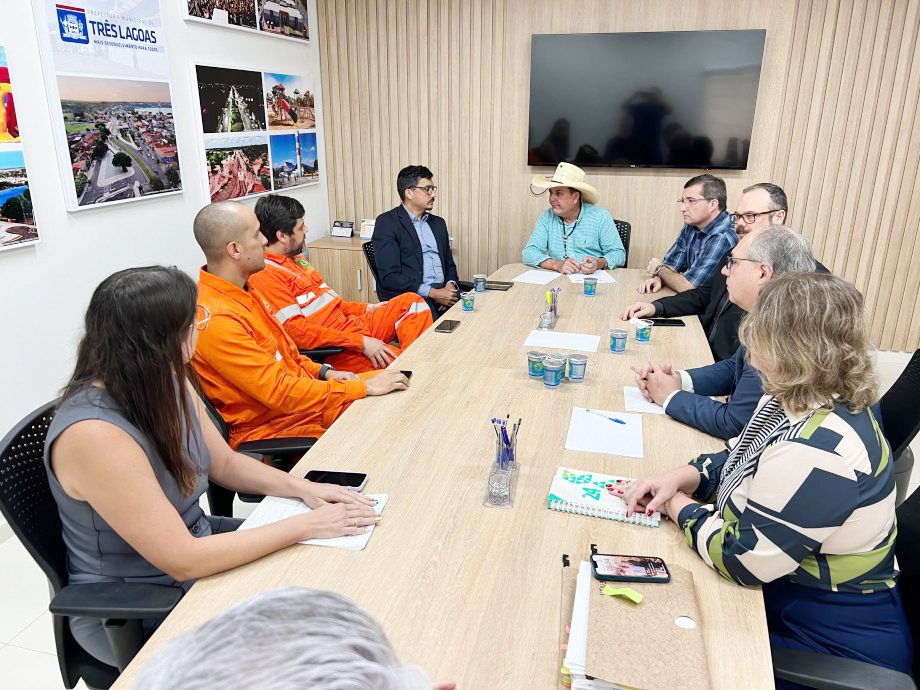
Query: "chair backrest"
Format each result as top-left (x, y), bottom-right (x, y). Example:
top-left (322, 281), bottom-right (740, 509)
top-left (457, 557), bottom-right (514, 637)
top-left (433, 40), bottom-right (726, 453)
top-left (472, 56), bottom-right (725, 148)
top-left (362, 240), bottom-right (380, 284)
top-left (188, 377), bottom-right (230, 442)
top-left (0, 401), bottom-right (119, 687)
top-left (895, 484), bottom-right (920, 678)
top-left (613, 219), bottom-right (631, 265)
top-left (0, 402), bottom-right (69, 594)
top-left (880, 349), bottom-right (920, 458)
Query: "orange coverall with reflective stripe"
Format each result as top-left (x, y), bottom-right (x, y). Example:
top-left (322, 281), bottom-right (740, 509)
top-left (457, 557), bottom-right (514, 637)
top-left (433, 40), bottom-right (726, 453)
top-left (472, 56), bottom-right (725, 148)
top-left (249, 251), bottom-right (432, 373)
top-left (193, 268), bottom-right (366, 449)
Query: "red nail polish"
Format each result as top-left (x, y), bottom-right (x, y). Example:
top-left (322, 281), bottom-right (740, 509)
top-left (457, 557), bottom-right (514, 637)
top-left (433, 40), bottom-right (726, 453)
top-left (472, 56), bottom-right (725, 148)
top-left (647, 508), bottom-right (654, 516)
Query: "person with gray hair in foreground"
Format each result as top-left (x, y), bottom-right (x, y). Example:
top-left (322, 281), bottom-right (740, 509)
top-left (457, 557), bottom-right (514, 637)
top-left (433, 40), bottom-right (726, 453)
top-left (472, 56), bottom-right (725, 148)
top-left (135, 588), bottom-right (456, 690)
top-left (632, 224), bottom-right (817, 440)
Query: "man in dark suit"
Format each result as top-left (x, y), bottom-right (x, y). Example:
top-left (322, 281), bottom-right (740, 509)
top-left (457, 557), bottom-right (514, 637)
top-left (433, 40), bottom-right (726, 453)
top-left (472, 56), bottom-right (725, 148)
top-left (622, 183), bottom-right (789, 361)
top-left (632, 225), bottom-right (817, 440)
top-left (372, 165), bottom-right (460, 320)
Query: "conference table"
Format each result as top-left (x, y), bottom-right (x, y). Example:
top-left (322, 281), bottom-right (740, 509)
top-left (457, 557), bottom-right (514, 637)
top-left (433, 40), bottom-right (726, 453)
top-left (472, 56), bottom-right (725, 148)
top-left (114, 264), bottom-right (773, 689)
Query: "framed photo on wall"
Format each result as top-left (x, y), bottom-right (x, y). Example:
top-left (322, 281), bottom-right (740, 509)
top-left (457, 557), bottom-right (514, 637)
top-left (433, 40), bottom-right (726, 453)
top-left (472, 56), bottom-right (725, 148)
top-left (191, 62), bottom-right (320, 202)
top-left (0, 44), bottom-right (40, 252)
top-left (182, 1), bottom-right (309, 43)
top-left (31, 0), bottom-right (183, 211)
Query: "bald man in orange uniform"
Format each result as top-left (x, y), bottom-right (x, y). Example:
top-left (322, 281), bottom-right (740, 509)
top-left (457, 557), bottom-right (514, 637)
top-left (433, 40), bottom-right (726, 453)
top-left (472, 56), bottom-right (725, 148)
top-left (191, 201), bottom-right (409, 449)
top-left (249, 194), bottom-right (432, 373)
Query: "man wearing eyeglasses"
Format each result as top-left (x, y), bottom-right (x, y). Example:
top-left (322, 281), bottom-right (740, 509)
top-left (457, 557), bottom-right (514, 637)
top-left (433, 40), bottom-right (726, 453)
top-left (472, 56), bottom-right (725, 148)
top-left (373, 165), bottom-right (461, 319)
top-left (638, 174), bottom-right (736, 294)
top-left (631, 225), bottom-right (816, 440)
top-left (623, 183), bottom-right (824, 361)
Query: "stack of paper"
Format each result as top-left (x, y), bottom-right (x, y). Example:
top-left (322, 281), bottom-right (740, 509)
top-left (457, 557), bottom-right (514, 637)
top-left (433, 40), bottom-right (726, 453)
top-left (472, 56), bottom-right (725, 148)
top-left (623, 386), bottom-right (666, 414)
top-left (567, 271), bottom-right (617, 284)
top-left (523, 330), bottom-right (601, 352)
top-left (564, 408), bottom-right (644, 458)
top-left (239, 494), bottom-right (388, 550)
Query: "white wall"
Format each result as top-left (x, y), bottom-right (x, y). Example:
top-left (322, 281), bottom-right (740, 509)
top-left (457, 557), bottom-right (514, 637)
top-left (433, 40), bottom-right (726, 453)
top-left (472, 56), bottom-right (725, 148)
top-left (0, 0), bottom-right (330, 436)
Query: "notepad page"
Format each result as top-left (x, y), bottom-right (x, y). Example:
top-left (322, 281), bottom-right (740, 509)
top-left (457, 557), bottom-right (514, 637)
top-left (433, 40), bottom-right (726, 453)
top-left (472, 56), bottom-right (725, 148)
top-left (512, 269), bottom-right (562, 285)
top-left (567, 270), bottom-right (616, 284)
top-left (563, 560), bottom-right (592, 676)
top-left (239, 494), bottom-right (388, 550)
top-left (623, 386), bottom-right (666, 415)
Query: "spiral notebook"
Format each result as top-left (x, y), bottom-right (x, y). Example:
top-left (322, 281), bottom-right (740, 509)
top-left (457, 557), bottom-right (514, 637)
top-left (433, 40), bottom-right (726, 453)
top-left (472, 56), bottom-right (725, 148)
top-left (547, 467), bottom-right (660, 527)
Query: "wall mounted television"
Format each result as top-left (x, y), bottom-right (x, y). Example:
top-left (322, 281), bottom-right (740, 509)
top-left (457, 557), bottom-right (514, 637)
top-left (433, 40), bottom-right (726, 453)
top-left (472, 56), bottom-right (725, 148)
top-left (528, 30), bottom-right (767, 170)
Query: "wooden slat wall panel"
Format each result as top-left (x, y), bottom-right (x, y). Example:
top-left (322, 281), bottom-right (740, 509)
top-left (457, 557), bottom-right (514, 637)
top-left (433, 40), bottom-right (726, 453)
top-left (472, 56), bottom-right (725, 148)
top-left (317, 0), bottom-right (920, 351)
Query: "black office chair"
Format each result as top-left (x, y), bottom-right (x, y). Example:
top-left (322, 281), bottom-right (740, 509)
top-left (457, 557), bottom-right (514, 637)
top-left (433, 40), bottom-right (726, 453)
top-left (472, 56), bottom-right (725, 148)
top-left (771, 485), bottom-right (919, 689)
top-left (880, 349), bottom-right (920, 506)
top-left (363, 239), bottom-right (473, 299)
top-left (191, 382), bottom-right (317, 517)
top-left (613, 219), bottom-right (631, 265)
top-left (0, 402), bottom-right (183, 688)
top-left (299, 346), bottom-right (344, 364)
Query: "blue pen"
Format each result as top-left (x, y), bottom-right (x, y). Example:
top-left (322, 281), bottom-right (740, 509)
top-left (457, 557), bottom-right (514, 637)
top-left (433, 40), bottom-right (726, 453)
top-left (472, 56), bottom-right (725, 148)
top-left (585, 409), bottom-right (626, 425)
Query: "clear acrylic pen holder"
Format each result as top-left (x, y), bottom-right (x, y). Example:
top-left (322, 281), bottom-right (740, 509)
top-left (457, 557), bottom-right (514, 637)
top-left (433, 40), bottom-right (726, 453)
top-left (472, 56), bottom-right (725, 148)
top-left (484, 436), bottom-right (518, 509)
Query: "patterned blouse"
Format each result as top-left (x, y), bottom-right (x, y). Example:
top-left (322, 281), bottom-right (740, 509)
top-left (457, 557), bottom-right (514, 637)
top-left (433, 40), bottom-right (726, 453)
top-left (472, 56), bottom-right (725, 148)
top-left (677, 395), bottom-right (897, 593)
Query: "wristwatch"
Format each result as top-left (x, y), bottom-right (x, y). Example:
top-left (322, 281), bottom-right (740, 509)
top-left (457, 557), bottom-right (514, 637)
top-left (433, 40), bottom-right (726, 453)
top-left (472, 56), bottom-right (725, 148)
top-left (319, 364), bottom-right (333, 380)
top-left (652, 264), bottom-right (667, 277)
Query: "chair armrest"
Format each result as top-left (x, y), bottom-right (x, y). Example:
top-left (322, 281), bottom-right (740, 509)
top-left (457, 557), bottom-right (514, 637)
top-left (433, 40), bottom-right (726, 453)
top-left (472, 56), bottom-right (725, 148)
top-left (299, 346), bottom-right (345, 363)
top-left (50, 582), bottom-right (183, 620)
top-left (772, 647), bottom-right (916, 690)
top-left (236, 437), bottom-right (317, 456)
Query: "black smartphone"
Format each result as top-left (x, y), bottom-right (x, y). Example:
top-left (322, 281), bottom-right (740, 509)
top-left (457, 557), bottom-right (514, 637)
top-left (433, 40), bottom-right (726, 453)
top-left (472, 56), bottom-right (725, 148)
top-left (305, 470), bottom-right (369, 490)
top-left (591, 554), bottom-right (671, 583)
top-left (648, 318), bottom-right (686, 327)
top-left (485, 281), bottom-right (513, 291)
top-left (400, 370), bottom-right (413, 379)
top-left (435, 319), bottom-right (461, 333)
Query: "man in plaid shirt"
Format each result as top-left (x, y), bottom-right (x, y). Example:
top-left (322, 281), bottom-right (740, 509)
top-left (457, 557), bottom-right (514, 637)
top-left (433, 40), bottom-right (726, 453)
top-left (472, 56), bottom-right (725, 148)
top-left (638, 174), bottom-right (737, 294)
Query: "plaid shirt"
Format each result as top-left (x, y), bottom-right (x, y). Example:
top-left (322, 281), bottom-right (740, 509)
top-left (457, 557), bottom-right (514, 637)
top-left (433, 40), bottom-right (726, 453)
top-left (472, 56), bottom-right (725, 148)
top-left (522, 202), bottom-right (626, 268)
top-left (663, 210), bottom-right (736, 287)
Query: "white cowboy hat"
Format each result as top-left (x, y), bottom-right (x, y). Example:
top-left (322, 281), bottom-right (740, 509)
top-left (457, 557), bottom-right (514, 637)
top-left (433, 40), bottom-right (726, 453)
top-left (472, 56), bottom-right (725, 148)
top-left (530, 162), bottom-right (599, 205)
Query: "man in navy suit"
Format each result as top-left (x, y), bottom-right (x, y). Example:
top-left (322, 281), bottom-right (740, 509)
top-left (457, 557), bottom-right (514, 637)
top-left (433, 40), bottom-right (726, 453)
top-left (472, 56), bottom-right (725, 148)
top-left (372, 165), bottom-right (460, 319)
top-left (632, 225), bottom-right (817, 440)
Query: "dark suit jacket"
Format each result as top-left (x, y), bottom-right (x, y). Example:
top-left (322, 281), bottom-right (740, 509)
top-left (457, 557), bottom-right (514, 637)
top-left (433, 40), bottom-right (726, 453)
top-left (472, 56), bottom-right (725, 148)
top-left (653, 251), bottom-right (830, 362)
top-left (666, 346), bottom-right (763, 440)
top-left (372, 205), bottom-right (459, 301)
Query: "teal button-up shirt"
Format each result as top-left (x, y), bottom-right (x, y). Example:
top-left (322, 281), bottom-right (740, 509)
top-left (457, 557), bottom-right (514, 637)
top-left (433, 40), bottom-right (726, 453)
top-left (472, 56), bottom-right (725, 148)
top-left (522, 202), bottom-right (625, 268)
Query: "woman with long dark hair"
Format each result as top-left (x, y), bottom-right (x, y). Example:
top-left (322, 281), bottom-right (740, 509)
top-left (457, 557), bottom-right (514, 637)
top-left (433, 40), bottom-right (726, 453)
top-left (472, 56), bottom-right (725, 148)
top-left (44, 266), bottom-right (378, 667)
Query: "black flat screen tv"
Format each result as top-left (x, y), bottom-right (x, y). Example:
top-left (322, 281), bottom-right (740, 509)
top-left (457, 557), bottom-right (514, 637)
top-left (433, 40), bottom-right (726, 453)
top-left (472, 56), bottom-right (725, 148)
top-left (528, 30), bottom-right (766, 170)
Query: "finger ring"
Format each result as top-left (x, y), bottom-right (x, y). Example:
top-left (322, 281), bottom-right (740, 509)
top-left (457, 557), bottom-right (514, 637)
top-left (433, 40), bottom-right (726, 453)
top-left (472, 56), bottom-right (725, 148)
top-left (353, 516), bottom-right (359, 528)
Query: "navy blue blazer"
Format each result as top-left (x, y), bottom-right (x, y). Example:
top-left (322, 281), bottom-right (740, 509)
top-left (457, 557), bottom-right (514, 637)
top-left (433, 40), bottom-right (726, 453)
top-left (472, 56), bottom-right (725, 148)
top-left (371, 205), bottom-right (459, 301)
top-left (665, 346), bottom-right (763, 440)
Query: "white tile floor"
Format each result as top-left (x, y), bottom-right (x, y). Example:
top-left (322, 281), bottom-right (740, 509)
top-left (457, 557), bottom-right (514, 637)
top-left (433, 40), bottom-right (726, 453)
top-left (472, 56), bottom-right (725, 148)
top-left (0, 351), bottom-right (916, 687)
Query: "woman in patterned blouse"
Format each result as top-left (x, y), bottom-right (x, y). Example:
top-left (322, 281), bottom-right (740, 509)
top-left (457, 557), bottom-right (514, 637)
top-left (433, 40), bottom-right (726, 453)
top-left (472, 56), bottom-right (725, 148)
top-left (623, 272), bottom-right (912, 678)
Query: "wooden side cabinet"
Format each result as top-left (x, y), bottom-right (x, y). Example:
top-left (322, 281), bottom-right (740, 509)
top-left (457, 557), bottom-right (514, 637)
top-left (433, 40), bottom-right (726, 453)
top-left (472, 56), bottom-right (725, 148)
top-left (306, 235), bottom-right (377, 304)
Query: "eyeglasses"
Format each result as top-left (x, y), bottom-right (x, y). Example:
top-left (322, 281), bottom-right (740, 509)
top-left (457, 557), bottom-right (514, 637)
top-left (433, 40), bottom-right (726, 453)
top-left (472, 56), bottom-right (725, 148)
top-left (676, 196), bottom-right (714, 207)
top-left (732, 209), bottom-right (776, 225)
top-left (725, 255), bottom-right (761, 269)
top-left (409, 185), bottom-right (437, 195)
top-left (195, 304), bottom-right (211, 331)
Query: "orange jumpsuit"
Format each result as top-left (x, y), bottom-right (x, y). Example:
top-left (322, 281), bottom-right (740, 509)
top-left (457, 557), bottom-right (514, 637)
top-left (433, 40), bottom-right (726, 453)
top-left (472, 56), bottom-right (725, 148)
top-left (193, 268), bottom-right (366, 449)
top-left (249, 251), bottom-right (432, 373)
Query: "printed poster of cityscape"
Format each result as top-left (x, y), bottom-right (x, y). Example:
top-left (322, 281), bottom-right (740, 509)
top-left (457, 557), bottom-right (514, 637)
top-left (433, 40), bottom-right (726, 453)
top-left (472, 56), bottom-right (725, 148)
top-left (57, 76), bottom-right (182, 207)
top-left (0, 45), bottom-right (39, 252)
top-left (184, 1), bottom-right (309, 43)
top-left (204, 132), bottom-right (271, 202)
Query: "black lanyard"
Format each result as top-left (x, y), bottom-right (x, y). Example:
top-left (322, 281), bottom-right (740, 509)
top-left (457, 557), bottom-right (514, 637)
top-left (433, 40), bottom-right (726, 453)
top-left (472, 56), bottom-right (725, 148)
top-left (560, 217), bottom-right (578, 259)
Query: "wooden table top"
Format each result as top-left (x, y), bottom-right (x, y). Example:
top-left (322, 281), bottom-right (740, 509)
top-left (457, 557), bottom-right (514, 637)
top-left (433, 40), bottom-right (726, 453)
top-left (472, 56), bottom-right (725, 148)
top-left (114, 265), bottom-right (772, 689)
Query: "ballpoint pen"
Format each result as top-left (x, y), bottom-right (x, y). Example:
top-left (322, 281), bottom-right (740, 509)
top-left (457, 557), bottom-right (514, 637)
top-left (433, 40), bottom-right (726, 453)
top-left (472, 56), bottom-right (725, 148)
top-left (585, 409), bottom-right (626, 425)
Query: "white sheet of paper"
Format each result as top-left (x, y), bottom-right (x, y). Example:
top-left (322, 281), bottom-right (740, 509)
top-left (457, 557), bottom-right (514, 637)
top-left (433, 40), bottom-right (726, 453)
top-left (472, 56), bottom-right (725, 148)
top-left (512, 269), bottom-right (562, 285)
top-left (239, 494), bottom-right (388, 550)
top-left (563, 560), bottom-right (593, 675)
top-left (564, 408), bottom-right (644, 458)
top-left (623, 385), bottom-right (666, 415)
top-left (567, 270), bottom-right (616, 284)
top-left (523, 330), bottom-right (601, 352)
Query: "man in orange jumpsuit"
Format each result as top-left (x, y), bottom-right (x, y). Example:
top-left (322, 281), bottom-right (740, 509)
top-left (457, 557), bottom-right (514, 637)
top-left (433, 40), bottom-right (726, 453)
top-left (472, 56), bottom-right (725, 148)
top-left (249, 194), bottom-right (432, 372)
top-left (191, 201), bottom-right (410, 449)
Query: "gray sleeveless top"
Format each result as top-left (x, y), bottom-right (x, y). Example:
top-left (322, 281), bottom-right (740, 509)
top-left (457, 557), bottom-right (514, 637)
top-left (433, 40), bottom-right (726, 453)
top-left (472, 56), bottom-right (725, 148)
top-left (43, 385), bottom-right (211, 587)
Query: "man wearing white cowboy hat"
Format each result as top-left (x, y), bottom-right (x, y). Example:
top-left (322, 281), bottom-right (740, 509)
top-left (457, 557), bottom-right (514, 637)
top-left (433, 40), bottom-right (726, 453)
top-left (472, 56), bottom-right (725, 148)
top-left (522, 162), bottom-right (625, 274)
